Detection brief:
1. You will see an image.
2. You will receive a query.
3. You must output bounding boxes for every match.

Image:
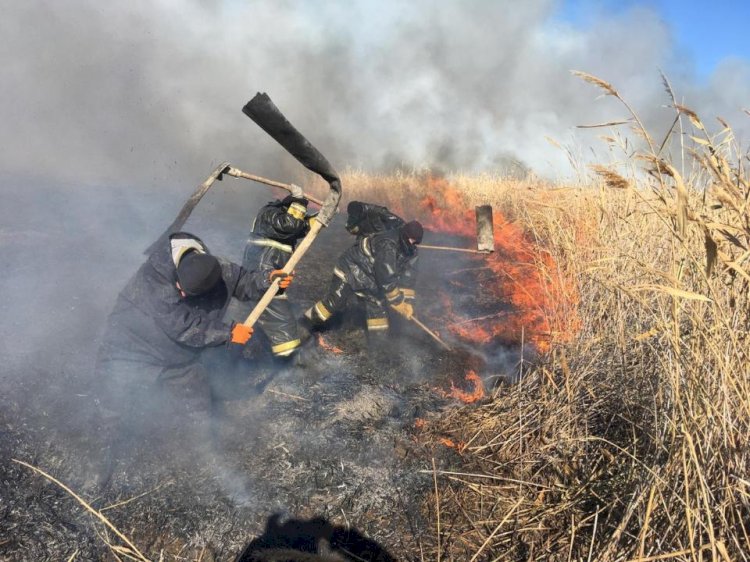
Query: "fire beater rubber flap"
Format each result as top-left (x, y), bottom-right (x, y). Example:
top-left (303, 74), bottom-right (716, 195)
top-left (475, 205), bottom-right (495, 253)
top-left (242, 93), bottom-right (341, 226)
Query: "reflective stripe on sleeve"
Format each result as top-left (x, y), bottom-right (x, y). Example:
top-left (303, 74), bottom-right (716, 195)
top-left (361, 237), bottom-right (373, 260)
top-left (247, 238), bottom-right (293, 253)
top-left (366, 317), bottom-right (389, 331)
top-left (385, 288), bottom-right (401, 302)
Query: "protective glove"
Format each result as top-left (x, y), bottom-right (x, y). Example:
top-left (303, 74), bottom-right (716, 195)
top-left (230, 323), bottom-right (253, 345)
top-left (289, 183), bottom-right (305, 198)
top-left (270, 269), bottom-right (294, 289)
top-left (391, 301), bottom-right (414, 319)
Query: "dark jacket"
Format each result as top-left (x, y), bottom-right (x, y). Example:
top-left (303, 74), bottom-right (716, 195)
top-left (243, 199), bottom-right (309, 293)
top-left (345, 201), bottom-right (404, 236)
top-left (335, 228), bottom-right (418, 298)
top-left (98, 232), bottom-right (258, 370)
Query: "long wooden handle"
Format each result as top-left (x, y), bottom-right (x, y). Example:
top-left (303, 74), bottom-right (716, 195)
top-left (144, 162), bottom-right (231, 255)
top-left (242, 219), bottom-right (324, 327)
top-left (409, 315), bottom-right (452, 350)
top-left (225, 167), bottom-right (325, 207)
top-left (420, 243), bottom-right (488, 254)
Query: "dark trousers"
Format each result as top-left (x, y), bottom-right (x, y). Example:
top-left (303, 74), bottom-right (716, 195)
top-left (91, 348), bottom-right (254, 490)
top-left (311, 275), bottom-right (390, 332)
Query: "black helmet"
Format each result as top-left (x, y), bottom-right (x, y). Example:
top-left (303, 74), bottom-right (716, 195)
top-left (400, 220), bottom-right (424, 244)
top-left (281, 194), bottom-right (308, 208)
top-left (176, 251), bottom-right (221, 296)
top-left (345, 201), bottom-right (365, 233)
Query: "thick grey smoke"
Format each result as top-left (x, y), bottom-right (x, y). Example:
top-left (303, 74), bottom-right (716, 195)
top-left (3, 0), bottom-right (749, 187)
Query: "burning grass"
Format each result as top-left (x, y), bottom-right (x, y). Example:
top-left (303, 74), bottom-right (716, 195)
top-left (403, 86), bottom-right (750, 559)
top-left (341, 169), bottom-right (580, 354)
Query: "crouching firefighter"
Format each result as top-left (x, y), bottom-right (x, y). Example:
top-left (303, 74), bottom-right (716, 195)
top-left (92, 232), bottom-right (260, 488)
top-left (232, 189), bottom-right (313, 361)
top-left (304, 217), bottom-right (423, 337)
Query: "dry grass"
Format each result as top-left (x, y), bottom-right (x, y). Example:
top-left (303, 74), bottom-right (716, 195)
top-left (381, 82), bottom-right (750, 560)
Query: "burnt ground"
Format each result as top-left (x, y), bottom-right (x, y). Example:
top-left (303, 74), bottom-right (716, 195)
top-left (0, 182), bottom-right (519, 561)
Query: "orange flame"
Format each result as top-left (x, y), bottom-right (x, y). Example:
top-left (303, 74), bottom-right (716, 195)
top-left (439, 437), bottom-right (465, 452)
top-left (369, 173), bottom-right (579, 352)
top-left (449, 370), bottom-right (485, 404)
top-left (316, 334), bottom-right (344, 354)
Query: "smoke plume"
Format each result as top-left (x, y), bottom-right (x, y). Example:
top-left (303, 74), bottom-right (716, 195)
top-left (3, 0), bottom-right (749, 187)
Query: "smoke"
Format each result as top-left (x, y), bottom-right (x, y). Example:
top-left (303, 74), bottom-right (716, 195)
top-left (2, 0), bottom-right (749, 187)
top-left (1, 0), bottom-right (749, 525)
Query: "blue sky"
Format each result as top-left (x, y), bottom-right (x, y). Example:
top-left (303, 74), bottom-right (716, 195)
top-left (557, 0), bottom-right (750, 78)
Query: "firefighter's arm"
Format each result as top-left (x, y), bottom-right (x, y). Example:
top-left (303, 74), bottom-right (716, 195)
top-left (221, 260), bottom-right (263, 301)
top-left (397, 255), bottom-right (419, 302)
top-left (374, 244), bottom-right (412, 319)
top-left (152, 296), bottom-right (235, 347)
top-left (373, 241), bottom-right (400, 290)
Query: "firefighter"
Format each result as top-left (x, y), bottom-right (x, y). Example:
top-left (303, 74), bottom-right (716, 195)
top-left (95, 231), bottom-right (271, 408)
top-left (232, 187), bottom-right (312, 360)
top-left (92, 231), bottom-right (287, 488)
top-left (303, 218), bottom-right (423, 336)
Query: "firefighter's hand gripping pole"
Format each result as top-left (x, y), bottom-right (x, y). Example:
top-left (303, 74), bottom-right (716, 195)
top-left (240, 92), bottom-right (342, 329)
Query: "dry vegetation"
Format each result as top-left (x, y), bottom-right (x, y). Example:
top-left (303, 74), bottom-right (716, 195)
top-left (382, 77), bottom-right (750, 561)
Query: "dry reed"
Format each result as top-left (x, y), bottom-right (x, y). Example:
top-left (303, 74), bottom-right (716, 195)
top-left (410, 76), bottom-right (750, 560)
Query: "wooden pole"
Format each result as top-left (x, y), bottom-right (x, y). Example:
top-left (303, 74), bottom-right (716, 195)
top-left (409, 315), bottom-right (452, 350)
top-left (420, 243), bottom-right (489, 254)
top-left (225, 167), bottom-right (325, 207)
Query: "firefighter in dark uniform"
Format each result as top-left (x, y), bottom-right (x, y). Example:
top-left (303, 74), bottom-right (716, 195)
top-left (238, 188), bottom-right (312, 359)
top-left (93, 231), bottom-right (268, 488)
top-left (96, 232), bottom-right (261, 409)
top-left (304, 217), bottom-right (423, 335)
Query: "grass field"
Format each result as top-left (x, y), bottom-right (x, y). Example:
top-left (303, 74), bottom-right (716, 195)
top-left (336, 85), bottom-right (750, 560)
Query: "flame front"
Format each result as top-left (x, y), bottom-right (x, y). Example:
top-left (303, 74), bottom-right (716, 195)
top-left (372, 173), bottom-right (579, 353)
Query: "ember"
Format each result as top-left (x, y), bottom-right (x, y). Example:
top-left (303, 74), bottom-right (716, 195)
top-left (316, 333), bottom-right (344, 354)
top-left (449, 370), bottom-right (485, 404)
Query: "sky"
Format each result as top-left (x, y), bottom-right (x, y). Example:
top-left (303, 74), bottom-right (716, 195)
top-left (558, 0), bottom-right (750, 79)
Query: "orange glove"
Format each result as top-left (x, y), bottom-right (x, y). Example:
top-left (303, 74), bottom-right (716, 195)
top-left (391, 301), bottom-right (414, 319)
top-left (270, 269), bottom-right (294, 289)
top-left (230, 323), bottom-right (253, 345)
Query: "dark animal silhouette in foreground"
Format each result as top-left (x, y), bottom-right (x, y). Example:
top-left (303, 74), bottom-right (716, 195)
top-left (235, 514), bottom-right (396, 562)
